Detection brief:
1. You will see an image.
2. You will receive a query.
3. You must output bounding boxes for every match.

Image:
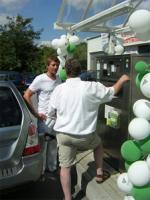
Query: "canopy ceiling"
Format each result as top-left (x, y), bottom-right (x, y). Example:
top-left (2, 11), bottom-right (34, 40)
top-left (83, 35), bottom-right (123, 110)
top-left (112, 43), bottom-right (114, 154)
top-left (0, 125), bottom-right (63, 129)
top-left (54, 0), bottom-right (146, 34)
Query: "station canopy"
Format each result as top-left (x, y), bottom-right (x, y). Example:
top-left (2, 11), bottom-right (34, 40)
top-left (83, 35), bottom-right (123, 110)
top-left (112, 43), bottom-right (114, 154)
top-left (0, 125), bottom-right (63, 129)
top-left (54, 0), bottom-right (146, 35)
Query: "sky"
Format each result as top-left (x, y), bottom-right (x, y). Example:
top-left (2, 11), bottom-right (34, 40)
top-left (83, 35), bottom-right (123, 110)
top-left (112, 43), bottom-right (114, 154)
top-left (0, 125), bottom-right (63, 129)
top-left (0, 0), bottom-right (150, 45)
top-left (0, 0), bottom-right (114, 44)
top-left (0, 0), bottom-right (67, 44)
top-left (0, 0), bottom-right (97, 44)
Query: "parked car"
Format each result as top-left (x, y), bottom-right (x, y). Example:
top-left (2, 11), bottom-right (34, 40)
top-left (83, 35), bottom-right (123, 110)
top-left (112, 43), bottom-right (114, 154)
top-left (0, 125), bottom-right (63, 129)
top-left (80, 70), bottom-right (97, 81)
top-left (0, 81), bottom-right (44, 190)
top-left (0, 71), bottom-right (25, 92)
top-left (22, 73), bottom-right (36, 88)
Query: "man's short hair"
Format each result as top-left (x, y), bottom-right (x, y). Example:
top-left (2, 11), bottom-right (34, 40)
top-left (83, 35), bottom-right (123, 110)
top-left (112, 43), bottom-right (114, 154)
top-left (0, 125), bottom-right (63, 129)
top-left (47, 56), bottom-right (60, 66)
top-left (65, 58), bottom-right (81, 77)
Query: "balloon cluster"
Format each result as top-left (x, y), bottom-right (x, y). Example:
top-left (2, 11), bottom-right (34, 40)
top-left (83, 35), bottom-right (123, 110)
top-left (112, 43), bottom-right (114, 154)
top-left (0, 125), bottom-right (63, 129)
top-left (128, 9), bottom-right (150, 41)
top-left (117, 61), bottom-right (150, 200)
top-left (51, 34), bottom-right (80, 81)
top-left (103, 34), bottom-right (124, 55)
top-left (135, 61), bottom-right (150, 98)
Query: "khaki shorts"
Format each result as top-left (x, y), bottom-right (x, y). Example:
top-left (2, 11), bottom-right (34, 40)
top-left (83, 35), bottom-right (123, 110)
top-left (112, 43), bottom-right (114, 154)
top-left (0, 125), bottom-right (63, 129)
top-left (56, 132), bottom-right (101, 168)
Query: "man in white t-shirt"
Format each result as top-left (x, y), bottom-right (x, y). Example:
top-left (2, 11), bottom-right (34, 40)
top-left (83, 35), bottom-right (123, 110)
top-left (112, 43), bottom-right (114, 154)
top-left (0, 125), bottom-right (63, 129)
top-left (47, 58), bottom-right (130, 200)
top-left (23, 56), bottom-right (61, 173)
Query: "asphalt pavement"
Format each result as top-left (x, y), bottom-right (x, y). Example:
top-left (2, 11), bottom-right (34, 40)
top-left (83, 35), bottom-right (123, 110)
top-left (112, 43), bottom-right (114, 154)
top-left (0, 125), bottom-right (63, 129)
top-left (0, 167), bottom-right (87, 200)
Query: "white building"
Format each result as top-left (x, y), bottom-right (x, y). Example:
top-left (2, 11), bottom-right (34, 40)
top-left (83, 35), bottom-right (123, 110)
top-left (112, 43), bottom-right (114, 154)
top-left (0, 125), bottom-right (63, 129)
top-left (87, 33), bottom-right (150, 71)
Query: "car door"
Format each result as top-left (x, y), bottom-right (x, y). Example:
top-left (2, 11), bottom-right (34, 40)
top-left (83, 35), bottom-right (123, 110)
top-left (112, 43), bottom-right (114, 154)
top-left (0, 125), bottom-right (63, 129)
top-left (0, 82), bottom-right (32, 170)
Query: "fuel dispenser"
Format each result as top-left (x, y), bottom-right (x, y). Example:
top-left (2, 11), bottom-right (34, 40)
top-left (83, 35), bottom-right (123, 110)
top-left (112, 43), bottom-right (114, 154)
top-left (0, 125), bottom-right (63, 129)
top-left (95, 54), bottom-right (150, 171)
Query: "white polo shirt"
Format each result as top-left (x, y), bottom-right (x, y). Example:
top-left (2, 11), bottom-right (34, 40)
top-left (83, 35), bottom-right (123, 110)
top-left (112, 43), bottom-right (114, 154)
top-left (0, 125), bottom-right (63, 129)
top-left (48, 78), bottom-right (114, 135)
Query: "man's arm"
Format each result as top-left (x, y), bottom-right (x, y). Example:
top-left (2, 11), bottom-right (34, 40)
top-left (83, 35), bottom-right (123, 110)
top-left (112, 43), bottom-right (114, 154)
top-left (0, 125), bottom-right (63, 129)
top-left (112, 74), bottom-right (130, 95)
top-left (23, 89), bottom-right (46, 120)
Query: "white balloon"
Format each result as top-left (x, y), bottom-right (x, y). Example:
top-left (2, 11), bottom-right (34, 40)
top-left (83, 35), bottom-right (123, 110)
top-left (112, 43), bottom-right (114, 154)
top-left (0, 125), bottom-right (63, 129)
top-left (128, 117), bottom-right (150, 140)
top-left (57, 48), bottom-right (67, 56)
top-left (56, 64), bottom-right (63, 76)
top-left (128, 10), bottom-right (150, 34)
top-left (69, 35), bottom-right (80, 45)
top-left (117, 173), bottom-right (133, 193)
top-left (51, 38), bottom-right (59, 49)
top-left (115, 45), bottom-right (124, 55)
top-left (140, 73), bottom-right (150, 98)
top-left (133, 99), bottom-right (150, 120)
top-left (116, 36), bottom-right (124, 46)
top-left (124, 195), bottom-right (135, 200)
top-left (60, 34), bottom-right (67, 39)
top-left (128, 161), bottom-right (150, 186)
top-left (57, 38), bottom-right (68, 49)
top-left (57, 48), bottom-right (62, 56)
top-left (146, 154), bottom-right (150, 169)
top-left (107, 36), bottom-right (115, 55)
top-left (57, 55), bottom-right (66, 66)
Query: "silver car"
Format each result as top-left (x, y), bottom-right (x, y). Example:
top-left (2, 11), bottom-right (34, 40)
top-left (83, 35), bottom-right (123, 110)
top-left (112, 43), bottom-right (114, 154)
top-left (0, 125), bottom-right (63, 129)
top-left (0, 81), bottom-right (44, 190)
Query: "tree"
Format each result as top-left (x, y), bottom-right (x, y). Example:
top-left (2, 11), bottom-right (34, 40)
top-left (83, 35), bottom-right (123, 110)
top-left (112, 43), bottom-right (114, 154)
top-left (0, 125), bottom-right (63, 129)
top-left (34, 45), bottom-right (57, 74)
top-left (0, 15), bottom-right (42, 72)
top-left (74, 42), bottom-right (87, 70)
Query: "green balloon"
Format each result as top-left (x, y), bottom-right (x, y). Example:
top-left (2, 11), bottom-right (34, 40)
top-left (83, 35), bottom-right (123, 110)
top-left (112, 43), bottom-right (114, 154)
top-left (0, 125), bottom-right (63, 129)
top-left (121, 140), bottom-right (142, 162)
top-left (135, 61), bottom-right (148, 74)
top-left (135, 73), bottom-right (144, 88)
top-left (67, 43), bottom-right (76, 53)
top-left (138, 136), bottom-right (150, 156)
top-left (59, 69), bottom-right (67, 81)
top-left (131, 185), bottom-right (150, 200)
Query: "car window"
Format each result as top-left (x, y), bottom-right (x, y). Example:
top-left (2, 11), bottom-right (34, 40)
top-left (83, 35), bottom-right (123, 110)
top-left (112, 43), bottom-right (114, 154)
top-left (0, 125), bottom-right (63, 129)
top-left (9, 74), bottom-right (16, 80)
top-left (0, 87), bottom-right (22, 127)
top-left (0, 75), bottom-right (9, 81)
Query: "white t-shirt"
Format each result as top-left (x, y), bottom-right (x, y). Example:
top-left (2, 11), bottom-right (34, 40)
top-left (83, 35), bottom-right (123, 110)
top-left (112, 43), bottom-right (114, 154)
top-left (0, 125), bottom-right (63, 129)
top-left (29, 73), bottom-right (61, 115)
top-left (48, 77), bottom-right (114, 135)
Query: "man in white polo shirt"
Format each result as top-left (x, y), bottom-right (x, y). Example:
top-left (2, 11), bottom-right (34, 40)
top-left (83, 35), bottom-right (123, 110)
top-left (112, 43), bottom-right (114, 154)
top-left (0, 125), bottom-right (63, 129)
top-left (48, 58), bottom-right (130, 200)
